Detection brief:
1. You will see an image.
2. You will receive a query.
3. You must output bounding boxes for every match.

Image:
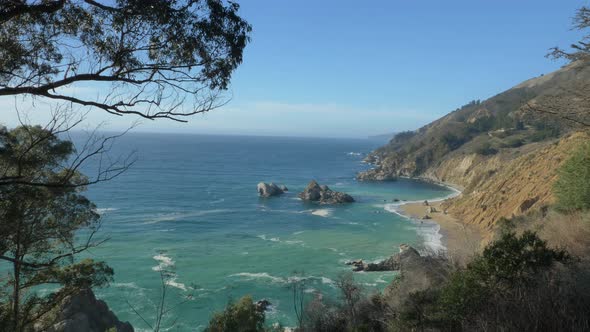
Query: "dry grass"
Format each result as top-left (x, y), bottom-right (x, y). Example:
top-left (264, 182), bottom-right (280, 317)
top-left (504, 208), bottom-right (590, 261)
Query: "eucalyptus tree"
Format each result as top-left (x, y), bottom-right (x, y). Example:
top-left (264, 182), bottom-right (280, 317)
top-left (0, 0), bottom-right (251, 121)
top-left (0, 124), bottom-right (115, 332)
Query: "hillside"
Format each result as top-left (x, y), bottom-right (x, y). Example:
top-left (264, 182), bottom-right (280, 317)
top-left (359, 61), bottom-right (590, 231)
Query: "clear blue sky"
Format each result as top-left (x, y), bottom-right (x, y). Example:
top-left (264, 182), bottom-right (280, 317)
top-left (2, 0), bottom-right (587, 137)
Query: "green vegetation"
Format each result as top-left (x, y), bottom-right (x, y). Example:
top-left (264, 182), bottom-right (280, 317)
top-left (554, 141), bottom-right (590, 211)
top-left (0, 0), bottom-right (251, 121)
top-left (0, 126), bottom-right (113, 331)
top-left (204, 296), bottom-right (266, 332)
top-left (248, 229), bottom-right (589, 332)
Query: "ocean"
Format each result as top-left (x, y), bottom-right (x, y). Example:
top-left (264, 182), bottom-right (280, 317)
top-left (78, 133), bottom-right (453, 331)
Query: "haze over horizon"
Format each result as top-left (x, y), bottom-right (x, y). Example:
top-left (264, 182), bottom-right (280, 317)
top-left (1, 0), bottom-right (586, 138)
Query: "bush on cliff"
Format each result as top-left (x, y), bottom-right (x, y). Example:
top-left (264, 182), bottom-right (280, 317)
top-left (204, 296), bottom-right (266, 332)
top-left (434, 231), bottom-right (572, 330)
top-left (554, 141), bottom-right (590, 211)
top-left (292, 231), bottom-right (590, 332)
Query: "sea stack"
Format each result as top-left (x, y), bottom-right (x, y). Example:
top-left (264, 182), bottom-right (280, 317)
top-left (298, 180), bottom-right (354, 204)
top-left (257, 182), bottom-right (286, 197)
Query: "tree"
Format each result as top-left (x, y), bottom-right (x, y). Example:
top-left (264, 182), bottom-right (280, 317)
top-left (0, 0), bottom-right (251, 122)
top-left (548, 7), bottom-right (590, 64)
top-left (554, 142), bottom-right (590, 211)
top-left (0, 124), bottom-right (115, 332)
top-left (437, 231), bottom-right (571, 329)
top-left (523, 6), bottom-right (590, 129)
top-left (204, 296), bottom-right (266, 332)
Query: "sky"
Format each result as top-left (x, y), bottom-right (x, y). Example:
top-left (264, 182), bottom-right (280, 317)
top-left (2, 0), bottom-right (588, 138)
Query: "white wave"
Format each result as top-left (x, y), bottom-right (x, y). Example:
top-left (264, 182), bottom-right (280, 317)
top-left (166, 278), bottom-right (188, 291)
top-left (151, 253), bottom-right (190, 291)
top-left (320, 277), bottom-right (335, 285)
top-left (229, 272), bottom-right (285, 284)
top-left (113, 282), bottom-right (144, 290)
top-left (257, 234), bottom-right (280, 242)
top-left (284, 240), bottom-right (304, 245)
top-left (152, 253), bottom-right (174, 272)
top-left (384, 203), bottom-right (445, 252)
top-left (311, 209), bottom-right (332, 217)
top-left (210, 198), bottom-right (225, 204)
top-left (293, 231), bottom-right (305, 235)
top-left (95, 207), bottom-right (118, 214)
top-left (347, 152), bottom-right (362, 156)
top-left (375, 277), bottom-right (388, 284)
top-left (229, 273), bottom-right (336, 288)
top-left (143, 209), bottom-right (230, 224)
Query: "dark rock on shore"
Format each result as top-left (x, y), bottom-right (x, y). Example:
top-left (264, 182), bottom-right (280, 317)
top-left (347, 244), bottom-right (422, 272)
top-left (298, 180), bottom-right (354, 204)
top-left (35, 288), bottom-right (133, 332)
top-left (257, 182), bottom-right (286, 197)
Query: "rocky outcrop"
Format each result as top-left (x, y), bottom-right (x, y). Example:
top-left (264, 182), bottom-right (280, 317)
top-left (255, 299), bottom-right (271, 312)
top-left (298, 180), bottom-right (354, 204)
top-left (36, 288), bottom-right (133, 332)
top-left (356, 166), bottom-right (398, 181)
top-left (346, 244), bottom-right (422, 272)
top-left (257, 182), bottom-right (286, 197)
top-left (384, 247), bottom-right (452, 310)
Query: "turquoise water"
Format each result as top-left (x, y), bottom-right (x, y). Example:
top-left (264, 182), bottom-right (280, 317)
top-left (79, 133), bottom-right (452, 331)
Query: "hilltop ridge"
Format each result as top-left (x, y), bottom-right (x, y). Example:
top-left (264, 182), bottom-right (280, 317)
top-left (359, 62), bottom-right (590, 232)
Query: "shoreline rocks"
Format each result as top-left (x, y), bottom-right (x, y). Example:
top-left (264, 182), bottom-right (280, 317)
top-left (257, 182), bottom-right (286, 197)
top-left (34, 288), bottom-right (133, 332)
top-left (346, 244), bottom-right (422, 272)
top-left (298, 180), bottom-right (354, 204)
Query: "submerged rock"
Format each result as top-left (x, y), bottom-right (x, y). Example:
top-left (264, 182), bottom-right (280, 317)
top-left (257, 182), bottom-right (286, 197)
top-left (298, 180), bottom-right (354, 204)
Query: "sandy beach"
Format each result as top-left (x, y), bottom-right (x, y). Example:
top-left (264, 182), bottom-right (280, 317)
top-left (399, 198), bottom-right (483, 264)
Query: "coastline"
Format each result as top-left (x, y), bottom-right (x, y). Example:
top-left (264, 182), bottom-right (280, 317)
top-left (385, 179), bottom-right (482, 263)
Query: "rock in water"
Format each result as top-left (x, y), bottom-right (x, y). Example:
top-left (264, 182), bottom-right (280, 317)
top-left (257, 182), bottom-right (285, 197)
top-left (279, 184), bottom-right (289, 192)
top-left (298, 180), bottom-right (354, 204)
top-left (34, 288), bottom-right (133, 332)
top-left (348, 243), bottom-right (433, 272)
top-left (255, 299), bottom-right (272, 312)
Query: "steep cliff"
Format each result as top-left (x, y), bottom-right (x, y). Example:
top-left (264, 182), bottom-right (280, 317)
top-left (360, 62), bottom-right (590, 231)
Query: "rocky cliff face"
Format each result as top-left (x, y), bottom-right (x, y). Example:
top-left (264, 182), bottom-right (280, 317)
top-left (35, 288), bottom-right (133, 332)
top-left (359, 62), bottom-right (590, 182)
top-left (439, 133), bottom-right (588, 230)
top-left (359, 61), bottom-right (590, 233)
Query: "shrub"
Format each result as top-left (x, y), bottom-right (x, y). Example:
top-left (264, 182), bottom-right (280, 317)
top-left (204, 296), bottom-right (265, 332)
top-left (502, 136), bottom-right (524, 148)
top-left (554, 141), bottom-right (590, 211)
top-left (435, 231), bottom-right (572, 330)
top-left (473, 141), bottom-right (498, 155)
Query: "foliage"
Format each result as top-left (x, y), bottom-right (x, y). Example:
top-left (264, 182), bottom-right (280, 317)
top-left (548, 6), bottom-right (590, 64)
top-left (430, 231), bottom-right (571, 329)
top-left (472, 141), bottom-right (498, 155)
top-left (294, 231), bottom-right (590, 332)
top-left (204, 296), bottom-right (266, 332)
top-left (0, 125), bottom-right (112, 332)
top-left (0, 0), bottom-right (251, 121)
top-left (554, 141), bottom-right (590, 211)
